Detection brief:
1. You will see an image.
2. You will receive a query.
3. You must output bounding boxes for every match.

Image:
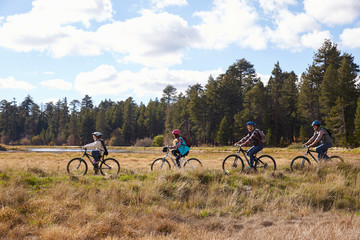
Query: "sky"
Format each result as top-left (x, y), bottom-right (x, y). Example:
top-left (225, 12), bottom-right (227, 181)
top-left (0, 0), bottom-right (360, 106)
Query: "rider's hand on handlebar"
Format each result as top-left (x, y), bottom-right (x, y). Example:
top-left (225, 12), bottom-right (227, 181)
top-left (302, 144), bottom-right (308, 148)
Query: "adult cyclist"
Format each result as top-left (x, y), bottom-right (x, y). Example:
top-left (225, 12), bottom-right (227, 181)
top-left (303, 120), bottom-right (332, 160)
top-left (235, 121), bottom-right (265, 169)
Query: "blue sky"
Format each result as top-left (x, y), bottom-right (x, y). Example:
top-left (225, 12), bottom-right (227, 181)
top-left (0, 0), bottom-right (360, 106)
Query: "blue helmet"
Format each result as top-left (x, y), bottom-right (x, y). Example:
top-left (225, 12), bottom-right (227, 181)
top-left (246, 121), bottom-right (255, 126)
top-left (311, 120), bottom-right (321, 126)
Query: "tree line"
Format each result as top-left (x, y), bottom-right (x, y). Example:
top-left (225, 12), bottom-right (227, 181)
top-left (1, 40), bottom-right (360, 147)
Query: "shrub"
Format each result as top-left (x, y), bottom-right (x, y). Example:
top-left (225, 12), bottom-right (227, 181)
top-left (1, 135), bottom-right (10, 145)
top-left (134, 137), bottom-right (153, 147)
top-left (20, 137), bottom-right (31, 145)
top-left (153, 135), bottom-right (164, 147)
top-left (31, 135), bottom-right (43, 145)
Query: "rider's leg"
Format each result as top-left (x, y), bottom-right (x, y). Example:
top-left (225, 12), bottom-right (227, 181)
top-left (92, 150), bottom-right (101, 174)
top-left (172, 150), bottom-right (181, 167)
top-left (316, 143), bottom-right (332, 160)
top-left (247, 145), bottom-right (264, 168)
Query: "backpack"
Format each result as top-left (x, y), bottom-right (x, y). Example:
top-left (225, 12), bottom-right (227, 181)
top-left (182, 137), bottom-right (192, 148)
top-left (255, 129), bottom-right (267, 145)
top-left (321, 127), bottom-right (332, 138)
top-left (99, 139), bottom-right (108, 156)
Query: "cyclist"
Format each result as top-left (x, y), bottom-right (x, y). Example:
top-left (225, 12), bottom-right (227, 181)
top-left (235, 121), bottom-right (265, 170)
top-left (168, 129), bottom-right (190, 167)
top-left (303, 120), bottom-right (332, 160)
top-left (83, 131), bottom-right (106, 174)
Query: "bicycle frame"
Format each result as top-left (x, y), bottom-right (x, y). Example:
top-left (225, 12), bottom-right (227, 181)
top-left (303, 148), bottom-right (318, 163)
top-left (235, 146), bottom-right (256, 167)
top-left (161, 149), bottom-right (187, 169)
top-left (81, 149), bottom-right (105, 165)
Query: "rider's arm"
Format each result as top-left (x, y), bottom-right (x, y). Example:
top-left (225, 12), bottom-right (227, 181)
top-left (304, 132), bottom-right (317, 146)
top-left (169, 138), bottom-right (183, 150)
top-left (242, 131), bottom-right (258, 146)
top-left (83, 141), bottom-right (103, 151)
top-left (236, 134), bottom-right (248, 145)
top-left (308, 130), bottom-right (324, 147)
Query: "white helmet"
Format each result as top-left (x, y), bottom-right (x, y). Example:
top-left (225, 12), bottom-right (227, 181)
top-left (92, 131), bottom-right (102, 137)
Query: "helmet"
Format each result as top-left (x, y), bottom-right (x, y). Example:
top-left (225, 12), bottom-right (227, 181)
top-left (92, 131), bottom-right (102, 137)
top-left (311, 120), bottom-right (321, 126)
top-left (172, 129), bottom-right (181, 135)
top-left (246, 121), bottom-right (255, 126)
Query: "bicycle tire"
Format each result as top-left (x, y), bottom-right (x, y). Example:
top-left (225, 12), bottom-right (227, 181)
top-left (290, 156), bottom-right (311, 171)
top-left (183, 158), bottom-right (202, 170)
top-left (222, 154), bottom-right (244, 175)
top-left (151, 158), bottom-right (171, 171)
top-left (254, 155), bottom-right (276, 173)
top-left (100, 158), bottom-right (120, 176)
top-left (329, 155), bottom-right (344, 163)
top-left (67, 158), bottom-right (88, 176)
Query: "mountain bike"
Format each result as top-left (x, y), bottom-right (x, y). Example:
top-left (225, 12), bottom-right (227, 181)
top-left (222, 145), bottom-right (276, 175)
top-left (290, 147), bottom-right (343, 171)
top-left (67, 149), bottom-right (120, 176)
top-left (151, 147), bottom-right (202, 171)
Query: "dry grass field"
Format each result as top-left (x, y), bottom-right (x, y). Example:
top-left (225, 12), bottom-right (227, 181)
top-left (0, 146), bottom-right (360, 239)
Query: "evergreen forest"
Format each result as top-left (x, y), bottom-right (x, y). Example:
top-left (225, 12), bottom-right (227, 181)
top-left (1, 40), bottom-right (360, 147)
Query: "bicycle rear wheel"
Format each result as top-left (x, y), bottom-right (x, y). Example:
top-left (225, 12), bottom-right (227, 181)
top-left (67, 158), bottom-right (88, 176)
top-left (254, 155), bottom-right (276, 173)
top-left (100, 158), bottom-right (120, 176)
top-left (151, 158), bottom-right (171, 171)
top-left (291, 156), bottom-right (311, 171)
top-left (183, 158), bottom-right (202, 170)
top-left (329, 155), bottom-right (344, 163)
top-left (222, 155), bottom-right (244, 175)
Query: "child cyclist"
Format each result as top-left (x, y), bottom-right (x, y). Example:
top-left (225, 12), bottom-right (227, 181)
top-left (83, 131), bottom-right (107, 175)
top-left (235, 121), bottom-right (265, 169)
top-left (168, 129), bottom-right (190, 167)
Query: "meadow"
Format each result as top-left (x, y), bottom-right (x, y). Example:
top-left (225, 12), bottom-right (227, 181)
top-left (0, 146), bottom-right (360, 239)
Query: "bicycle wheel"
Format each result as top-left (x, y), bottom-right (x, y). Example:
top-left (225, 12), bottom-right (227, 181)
top-left (67, 158), bottom-right (88, 176)
top-left (222, 155), bottom-right (244, 175)
top-left (151, 158), bottom-right (171, 171)
top-left (290, 156), bottom-right (311, 171)
top-left (183, 158), bottom-right (202, 170)
top-left (100, 158), bottom-right (120, 176)
top-left (254, 155), bottom-right (276, 173)
top-left (329, 155), bottom-right (344, 163)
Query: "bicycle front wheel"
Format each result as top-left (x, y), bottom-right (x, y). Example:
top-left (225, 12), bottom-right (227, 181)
top-left (222, 155), bottom-right (244, 175)
top-left (329, 155), bottom-right (344, 163)
top-left (183, 158), bottom-right (202, 170)
top-left (291, 156), bottom-right (311, 171)
top-left (67, 158), bottom-right (88, 176)
top-left (100, 158), bottom-right (120, 176)
top-left (151, 158), bottom-right (171, 171)
top-left (254, 155), bottom-right (276, 173)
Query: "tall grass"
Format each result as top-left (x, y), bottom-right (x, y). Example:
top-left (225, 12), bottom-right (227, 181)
top-left (0, 158), bottom-right (360, 239)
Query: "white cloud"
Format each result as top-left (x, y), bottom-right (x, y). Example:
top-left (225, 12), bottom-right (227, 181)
top-left (74, 64), bottom-right (222, 98)
top-left (301, 30), bottom-right (332, 50)
top-left (340, 28), bottom-right (360, 48)
top-left (257, 73), bottom-right (270, 85)
top-left (40, 79), bottom-right (73, 90)
top-left (0, 0), bottom-right (113, 52)
top-left (193, 0), bottom-right (267, 50)
top-left (258, 0), bottom-right (297, 13)
top-left (151, 0), bottom-right (188, 9)
top-left (266, 10), bottom-right (320, 50)
top-left (96, 10), bottom-right (199, 67)
top-left (304, 0), bottom-right (360, 25)
top-left (0, 76), bottom-right (35, 90)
